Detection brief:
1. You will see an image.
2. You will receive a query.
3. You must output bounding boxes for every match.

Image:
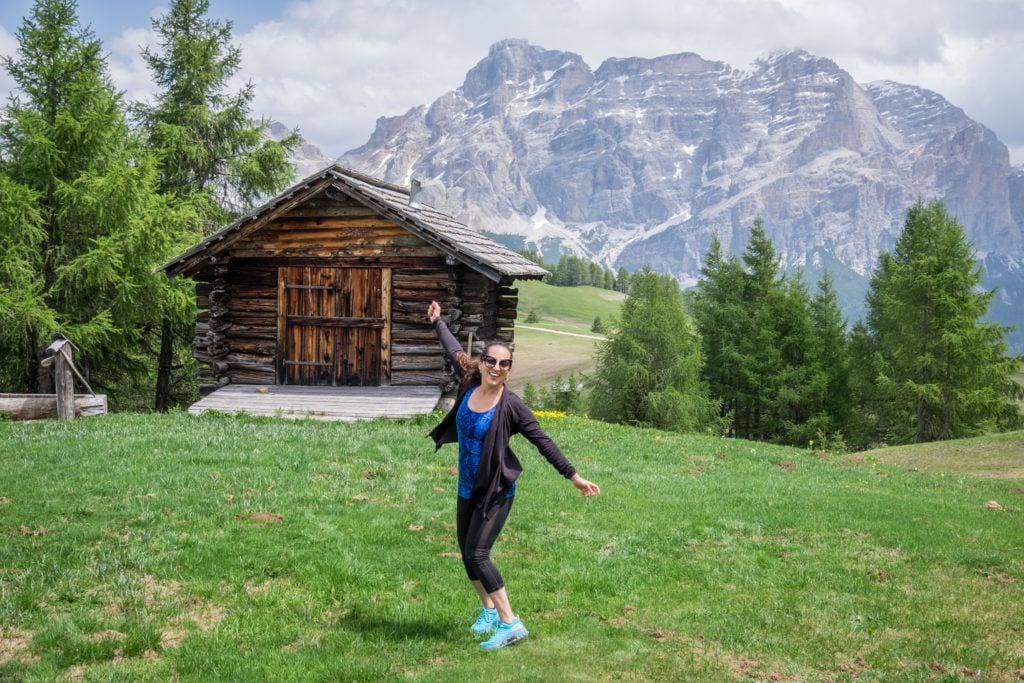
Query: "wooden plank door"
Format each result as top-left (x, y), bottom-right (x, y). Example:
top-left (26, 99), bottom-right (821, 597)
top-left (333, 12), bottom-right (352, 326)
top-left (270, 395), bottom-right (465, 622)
top-left (277, 267), bottom-right (390, 386)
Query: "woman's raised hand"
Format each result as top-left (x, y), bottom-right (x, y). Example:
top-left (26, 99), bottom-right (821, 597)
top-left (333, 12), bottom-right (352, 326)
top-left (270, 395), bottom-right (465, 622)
top-left (427, 300), bottom-right (441, 323)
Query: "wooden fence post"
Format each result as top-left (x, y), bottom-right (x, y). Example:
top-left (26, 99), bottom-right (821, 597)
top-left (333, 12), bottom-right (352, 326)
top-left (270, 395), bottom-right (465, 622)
top-left (54, 344), bottom-right (75, 420)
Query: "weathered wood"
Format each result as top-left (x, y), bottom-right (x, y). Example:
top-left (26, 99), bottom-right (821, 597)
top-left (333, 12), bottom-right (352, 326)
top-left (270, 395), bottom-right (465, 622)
top-left (187, 384), bottom-right (441, 420)
top-left (391, 329), bottom-right (442, 343)
top-left (0, 393), bottom-right (108, 420)
top-left (244, 256), bottom-right (448, 270)
top-left (229, 340), bottom-right (277, 355)
top-left (171, 177), bottom-right (335, 276)
top-left (53, 347), bottom-right (75, 420)
top-left (381, 267), bottom-right (392, 385)
top-left (392, 288), bottom-right (456, 302)
top-left (230, 245), bottom-right (444, 260)
top-left (281, 205), bottom-right (378, 219)
top-left (391, 355), bottom-right (445, 371)
top-left (391, 344), bottom-right (443, 355)
top-left (390, 370), bottom-right (450, 385)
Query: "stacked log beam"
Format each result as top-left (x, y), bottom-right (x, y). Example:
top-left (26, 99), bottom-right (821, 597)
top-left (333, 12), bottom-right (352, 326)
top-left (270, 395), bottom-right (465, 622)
top-left (389, 267), bottom-right (457, 389)
top-left (223, 261), bottom-right (277, 384)
top-left (193, 257), bottom-right (233, 389)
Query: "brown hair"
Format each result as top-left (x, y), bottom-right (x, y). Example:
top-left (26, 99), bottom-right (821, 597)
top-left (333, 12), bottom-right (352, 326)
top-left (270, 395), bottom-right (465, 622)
top-left (457, 341), bottom-right (513, 388)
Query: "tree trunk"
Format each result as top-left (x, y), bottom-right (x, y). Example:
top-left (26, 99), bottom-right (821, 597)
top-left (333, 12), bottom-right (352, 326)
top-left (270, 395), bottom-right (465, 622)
top-left (941, 350), bottom-right (952, 440)
top-left (916, 366), bottom-right (926, 443)
top-left (155, 317), bottom-right (174, 412)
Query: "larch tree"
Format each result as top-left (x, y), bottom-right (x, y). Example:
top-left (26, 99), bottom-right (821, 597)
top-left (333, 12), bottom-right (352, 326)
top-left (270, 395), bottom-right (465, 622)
top-left (589, 267), bottom-right (722, 433)
top-left (866, 200), bottom-right (1022, 443)
top-left (133, 0), bottom-right (297, 410)
top-left (0, 0), bottom-right (192, 406)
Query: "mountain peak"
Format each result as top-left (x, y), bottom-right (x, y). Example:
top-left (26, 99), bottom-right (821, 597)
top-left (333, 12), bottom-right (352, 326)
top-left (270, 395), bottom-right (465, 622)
top-left (461, 39), bottom-right (589, 101)
top-left (595, 52), bottom-right (726, 80)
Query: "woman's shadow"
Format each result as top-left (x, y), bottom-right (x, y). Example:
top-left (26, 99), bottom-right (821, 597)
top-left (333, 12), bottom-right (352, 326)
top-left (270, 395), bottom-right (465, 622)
top-left (336, 608), bottom-right (453, 641)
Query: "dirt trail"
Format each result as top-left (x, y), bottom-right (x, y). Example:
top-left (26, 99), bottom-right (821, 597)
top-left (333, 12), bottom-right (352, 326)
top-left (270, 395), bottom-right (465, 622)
top-left (516, 325), bottom-right (606, 341)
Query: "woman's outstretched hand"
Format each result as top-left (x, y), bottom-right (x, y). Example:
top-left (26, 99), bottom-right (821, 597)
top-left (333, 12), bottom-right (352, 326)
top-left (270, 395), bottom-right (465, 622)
top-left (427, 300), bottom-right (441, 323)
top-left (571, 473), bottom-right (601, 497)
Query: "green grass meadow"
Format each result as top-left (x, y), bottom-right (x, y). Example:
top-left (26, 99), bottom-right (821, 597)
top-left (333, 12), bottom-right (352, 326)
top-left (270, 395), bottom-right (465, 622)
top-left (2, 413), bottom-right (1023, 681)
top-left (509, 281), bottom-right (622, 391)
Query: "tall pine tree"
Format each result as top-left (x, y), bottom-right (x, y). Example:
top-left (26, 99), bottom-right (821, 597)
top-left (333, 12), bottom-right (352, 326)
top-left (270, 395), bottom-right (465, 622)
top-left (0, 0), bottom-right (192, 406)
top-left (590, 267), bottom-right (721, 433)
top-left (134, 0), bottom-right (297, 409)
top-left (794, 271), bottom-right (852, 446)
top-left (691, 235), bottom-right (747, 434)
top-left (866, 200), bottom-right (1022, 442)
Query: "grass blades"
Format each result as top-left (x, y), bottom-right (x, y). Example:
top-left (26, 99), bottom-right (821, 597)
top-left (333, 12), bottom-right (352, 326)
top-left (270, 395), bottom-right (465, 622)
top-left (2, 413), bottom-right (1023, 681)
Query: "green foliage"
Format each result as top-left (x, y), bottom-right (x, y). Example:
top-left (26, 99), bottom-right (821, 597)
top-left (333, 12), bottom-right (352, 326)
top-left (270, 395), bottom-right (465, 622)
top-left (525, 308), bottom-right (540, 324)
top-left (693, 223), bottom-right (852, 446)
top-left (793, 272), bottom-right (853, 445)
top-left (133, 0), bottom-right (298, 409)
top-left (134, 0), bottom-right (297, 218)
top-left (615, 266), bottom-right (630, 293)
top-left (862, 200), bottom-right (1023, 444)
top-left (589, 268), bottom-right (722, 432)
top-left (541, 254), bottom-right (618, 290)
top-left (0, 0), bottom-right (197, 407)
top-left (521, 379), bottom-right (540, 407)
top-left (591, 316), bottom-right (604, 334)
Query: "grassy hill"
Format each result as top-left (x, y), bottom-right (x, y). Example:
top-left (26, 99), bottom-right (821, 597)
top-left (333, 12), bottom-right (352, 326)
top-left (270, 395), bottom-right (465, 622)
top-left (2, 413), bottom-right (1022, 680)
top-left (509, 281), bottom-right (624, 391)
top-left (866, 431), bottom-right (1024, 480)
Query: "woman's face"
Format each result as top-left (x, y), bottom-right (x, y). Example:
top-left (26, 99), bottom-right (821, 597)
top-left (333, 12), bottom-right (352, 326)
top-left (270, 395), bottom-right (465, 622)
top-left (478, 345), bottom-right (512, 389)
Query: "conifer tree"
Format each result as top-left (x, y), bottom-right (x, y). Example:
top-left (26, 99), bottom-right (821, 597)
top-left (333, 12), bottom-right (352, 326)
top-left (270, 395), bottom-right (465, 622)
top-left (865, 200), bottom-right (1022, 442)
top-left (694, 222), bottom-right (820, 444)
top-left (134, 0), bottom-right (297, 409)
top-left (692, 235), bottom-right (746, 434)
top-left (0, 0), bottom-right (191, 406)
top-left (603, 268), bottom-right (615, 290)
top-left (792, 271), bottom-right (851, 445)
top-left (590, 267), bottom-right (721, 432)
top-left (615, 266), bottom-right (630, 293)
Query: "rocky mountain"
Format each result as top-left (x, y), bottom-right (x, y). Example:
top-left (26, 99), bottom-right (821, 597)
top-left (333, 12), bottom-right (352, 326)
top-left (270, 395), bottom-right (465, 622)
top-left (338, 39), bottom-right (1024, 351)
top-left (269, 121), bottom-right (334, 178)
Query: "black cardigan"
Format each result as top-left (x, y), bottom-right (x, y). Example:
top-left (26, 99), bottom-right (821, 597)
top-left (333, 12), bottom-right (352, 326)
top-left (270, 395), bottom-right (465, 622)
top-left (428, 319), bottom-right (577, 516)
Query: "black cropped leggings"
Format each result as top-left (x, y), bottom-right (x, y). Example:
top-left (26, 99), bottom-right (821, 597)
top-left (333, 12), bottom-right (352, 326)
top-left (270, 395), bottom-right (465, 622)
top-left (456, 495), bottom-right (514, 594)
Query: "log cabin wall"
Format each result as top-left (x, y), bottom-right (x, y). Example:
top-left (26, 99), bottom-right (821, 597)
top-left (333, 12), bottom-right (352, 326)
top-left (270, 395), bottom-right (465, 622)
top-left (190, 190), bottom-right (527, 390)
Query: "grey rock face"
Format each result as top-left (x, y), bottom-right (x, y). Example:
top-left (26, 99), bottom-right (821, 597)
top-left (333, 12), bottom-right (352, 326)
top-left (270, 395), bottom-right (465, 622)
top-left (339, 41), bottom-right (1024, 350)
top-left (269, 121), bottom-right (334, 178)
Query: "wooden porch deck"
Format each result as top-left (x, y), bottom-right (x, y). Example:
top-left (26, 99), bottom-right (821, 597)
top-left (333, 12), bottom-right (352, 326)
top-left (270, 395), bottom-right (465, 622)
top-left (188, 385), bottom-right (441, 421)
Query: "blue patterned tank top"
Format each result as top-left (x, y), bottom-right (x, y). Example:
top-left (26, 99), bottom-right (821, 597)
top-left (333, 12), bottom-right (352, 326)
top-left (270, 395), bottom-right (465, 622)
top-left (455, 388), bottom-right (514, 500)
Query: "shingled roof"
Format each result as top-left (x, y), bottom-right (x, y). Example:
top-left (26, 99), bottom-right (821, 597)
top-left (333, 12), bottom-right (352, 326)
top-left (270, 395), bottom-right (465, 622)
top-left (158, 164), bottom-right (549, 282)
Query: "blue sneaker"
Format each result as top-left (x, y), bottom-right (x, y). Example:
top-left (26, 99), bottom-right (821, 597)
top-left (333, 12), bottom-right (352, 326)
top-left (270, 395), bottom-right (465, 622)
top-left (471, 607), bottom-right (499, 635)
top-left (479, 617), bottom-right (528, 650)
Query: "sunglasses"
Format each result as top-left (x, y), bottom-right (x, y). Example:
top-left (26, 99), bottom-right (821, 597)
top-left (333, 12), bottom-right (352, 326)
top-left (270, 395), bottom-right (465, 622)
top-left (481, 354), bottom-right (513, 371)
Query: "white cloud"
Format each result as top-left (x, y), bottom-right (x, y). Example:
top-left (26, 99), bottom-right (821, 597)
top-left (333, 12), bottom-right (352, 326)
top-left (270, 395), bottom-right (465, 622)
top-left (107, 26), bottom-right (159, 106)
top-left (221, 0), bottom-right (1024, 163)
top-left (1, 0), bottom-right (1022, 163)
top-left (0, 24), bottom-right (20, 97)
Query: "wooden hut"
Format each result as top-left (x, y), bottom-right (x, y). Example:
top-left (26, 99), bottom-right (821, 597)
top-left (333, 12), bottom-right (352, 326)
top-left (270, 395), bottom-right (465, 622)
top-left (159, 165), bottom-right (547, 396)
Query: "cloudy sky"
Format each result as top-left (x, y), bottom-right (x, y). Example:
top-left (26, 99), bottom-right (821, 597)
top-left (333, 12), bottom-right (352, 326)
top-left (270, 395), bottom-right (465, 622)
top-left (2, 0), bottom-right (1023, 164)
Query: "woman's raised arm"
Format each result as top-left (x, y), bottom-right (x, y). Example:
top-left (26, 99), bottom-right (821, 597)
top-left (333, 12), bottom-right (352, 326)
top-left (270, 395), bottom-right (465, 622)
top-left (428, 300), bottom-right (467, 376)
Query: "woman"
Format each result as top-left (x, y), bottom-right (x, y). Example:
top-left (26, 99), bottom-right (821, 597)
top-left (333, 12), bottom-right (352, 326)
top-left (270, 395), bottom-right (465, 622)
top-left (427, 300), bottom-right (600, 650)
